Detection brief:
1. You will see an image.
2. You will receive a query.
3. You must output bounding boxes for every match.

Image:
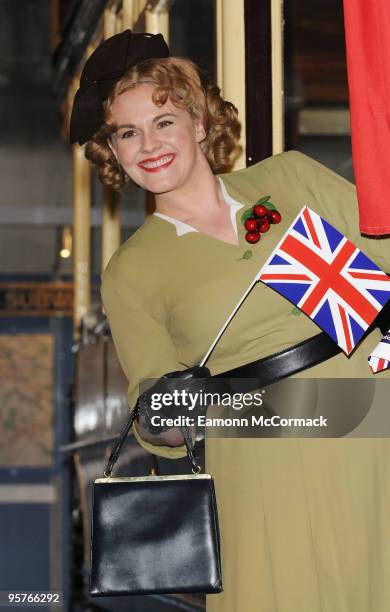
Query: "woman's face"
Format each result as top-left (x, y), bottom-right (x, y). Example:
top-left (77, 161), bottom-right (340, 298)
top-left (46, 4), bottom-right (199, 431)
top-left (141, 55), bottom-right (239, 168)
top-left (108, 83), bottom-right (206, 194)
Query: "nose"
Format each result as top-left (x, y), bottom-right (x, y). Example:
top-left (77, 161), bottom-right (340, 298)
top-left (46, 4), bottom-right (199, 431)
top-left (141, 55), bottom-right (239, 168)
top-left (141, 128), bottom-right (162, 154)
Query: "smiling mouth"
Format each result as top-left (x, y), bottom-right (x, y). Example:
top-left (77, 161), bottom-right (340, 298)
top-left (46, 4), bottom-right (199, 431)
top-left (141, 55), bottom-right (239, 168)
top-left (138, 154), bottom-right (176, 172)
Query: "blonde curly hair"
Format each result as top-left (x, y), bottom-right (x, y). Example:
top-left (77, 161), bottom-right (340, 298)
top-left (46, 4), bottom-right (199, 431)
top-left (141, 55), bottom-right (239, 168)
top-left (85, 57), bottom-right (242, 190)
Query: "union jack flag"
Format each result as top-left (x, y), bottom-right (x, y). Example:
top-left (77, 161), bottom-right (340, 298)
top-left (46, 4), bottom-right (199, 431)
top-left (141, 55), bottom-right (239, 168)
top-left (368, 332), bottom-right (390, 372)
top-left (258, 206), bottom-right (390, 354)
top-left (369, 356), bottom-right (390, 373)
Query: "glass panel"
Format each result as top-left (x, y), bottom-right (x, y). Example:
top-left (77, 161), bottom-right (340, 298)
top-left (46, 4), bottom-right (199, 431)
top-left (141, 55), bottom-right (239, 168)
top-left (169, 0), bottom-right (216, 82)
top-left (284, 0), bottom-right (354, 181)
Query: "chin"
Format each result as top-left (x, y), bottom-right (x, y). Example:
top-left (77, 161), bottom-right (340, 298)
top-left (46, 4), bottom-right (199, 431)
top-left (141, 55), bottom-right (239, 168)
top-left (135, 174), bottom-right (182, 195)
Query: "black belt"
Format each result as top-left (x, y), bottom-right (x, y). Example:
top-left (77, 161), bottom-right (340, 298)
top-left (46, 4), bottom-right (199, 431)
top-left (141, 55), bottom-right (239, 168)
top-left (215, 332), bottom-right (342, 389)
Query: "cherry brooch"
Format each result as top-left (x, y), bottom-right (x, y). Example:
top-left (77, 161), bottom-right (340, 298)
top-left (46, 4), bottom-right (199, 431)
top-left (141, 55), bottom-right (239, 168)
top-left (241, 195), bottom-right (282, 244)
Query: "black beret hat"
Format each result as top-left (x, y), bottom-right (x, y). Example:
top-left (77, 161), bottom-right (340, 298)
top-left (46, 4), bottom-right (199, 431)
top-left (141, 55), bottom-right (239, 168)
top-left (69, 30), bottom-right (169, 145)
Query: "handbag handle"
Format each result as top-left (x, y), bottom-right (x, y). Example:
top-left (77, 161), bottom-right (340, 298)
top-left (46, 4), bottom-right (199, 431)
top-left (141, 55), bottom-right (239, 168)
top-left (103, 270), bottom-right (244, 478)
top-left (103, 399), bottom-right (201, 478)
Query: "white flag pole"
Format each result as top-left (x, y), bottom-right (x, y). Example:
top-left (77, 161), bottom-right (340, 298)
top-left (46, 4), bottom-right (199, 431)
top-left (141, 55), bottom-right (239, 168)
top-left (200, 273), bottom-right (259, 367)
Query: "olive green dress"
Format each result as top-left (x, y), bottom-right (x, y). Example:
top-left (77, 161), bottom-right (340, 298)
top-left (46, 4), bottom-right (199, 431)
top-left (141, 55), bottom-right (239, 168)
top-left (101, 151), bottom-right (390, 612)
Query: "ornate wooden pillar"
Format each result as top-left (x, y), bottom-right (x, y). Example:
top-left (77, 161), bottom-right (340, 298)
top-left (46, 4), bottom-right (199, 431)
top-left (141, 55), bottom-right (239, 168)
top-left (101, 6), bottom-right (122, 274)
top-left (72, 123), bottom-right (91, 334)
top-left (216, 0), bottom-right (246, 169)
top-left (145, 0), bottom-right (169, 42)
top-left (271, 0), bottom-right (284, 154)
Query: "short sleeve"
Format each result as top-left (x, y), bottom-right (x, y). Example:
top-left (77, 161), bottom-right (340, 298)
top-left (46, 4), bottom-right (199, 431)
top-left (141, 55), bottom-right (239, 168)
top-left (101, 265), bottom-right (187, 459)
top-left (285, 150), bottom-right (390, 272)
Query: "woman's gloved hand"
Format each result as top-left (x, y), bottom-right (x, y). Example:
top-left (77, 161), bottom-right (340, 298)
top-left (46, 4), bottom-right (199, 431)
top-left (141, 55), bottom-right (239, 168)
top-left (137, 365), bottom-right (212, 436)
top-left (376, 297), bottom-right (390, 335)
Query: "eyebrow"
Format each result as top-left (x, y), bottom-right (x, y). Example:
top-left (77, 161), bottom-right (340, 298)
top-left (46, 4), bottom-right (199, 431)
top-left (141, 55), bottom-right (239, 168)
top-left (115, 112), bottom-right (178, 130)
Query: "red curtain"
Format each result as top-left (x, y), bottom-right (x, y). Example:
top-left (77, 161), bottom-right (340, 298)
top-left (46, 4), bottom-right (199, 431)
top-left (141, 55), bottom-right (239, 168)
top-left (343, 0), bottom-right (390, 236)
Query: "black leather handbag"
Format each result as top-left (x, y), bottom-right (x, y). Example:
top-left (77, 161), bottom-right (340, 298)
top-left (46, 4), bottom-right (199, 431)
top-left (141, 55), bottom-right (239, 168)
top-left (89, 401), bottom-right (223, 597)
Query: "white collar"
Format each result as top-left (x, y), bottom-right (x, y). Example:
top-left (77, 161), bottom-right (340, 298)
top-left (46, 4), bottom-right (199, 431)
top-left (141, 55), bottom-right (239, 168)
top-left (153, 177), bottom-right (244, 237)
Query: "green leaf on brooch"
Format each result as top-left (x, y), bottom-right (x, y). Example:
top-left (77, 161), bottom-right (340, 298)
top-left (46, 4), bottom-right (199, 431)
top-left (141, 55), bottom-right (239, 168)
top-left (265, 202), bottom-right (277, 211)
top-left (240, 208), bottom-right (254, 223)
top-left (256, 195), bottom-right (271, 205)
top-left (236, 250), bottom-right (253, 261)
top-left (289, 306), bottom-right (302, 316)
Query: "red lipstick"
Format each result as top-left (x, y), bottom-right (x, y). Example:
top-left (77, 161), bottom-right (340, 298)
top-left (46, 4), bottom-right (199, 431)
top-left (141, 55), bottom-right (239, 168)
top-left (137, 154), bottom-right (176, 173)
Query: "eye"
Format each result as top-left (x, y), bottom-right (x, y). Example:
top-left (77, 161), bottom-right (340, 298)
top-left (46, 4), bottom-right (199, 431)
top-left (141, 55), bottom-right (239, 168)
top-left (157, 119), bottom-right (173, 129)
top-left (119, 129), bottom-right (137, 139)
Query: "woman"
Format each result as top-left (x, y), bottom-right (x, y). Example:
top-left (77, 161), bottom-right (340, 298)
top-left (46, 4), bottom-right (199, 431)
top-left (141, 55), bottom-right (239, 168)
top-left (71, 31), bottom-right (390, 611)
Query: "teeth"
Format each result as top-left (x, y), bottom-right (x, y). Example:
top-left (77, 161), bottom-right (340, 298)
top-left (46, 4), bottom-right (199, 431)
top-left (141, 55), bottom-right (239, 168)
top-left (141, 155), bottom-right (173, 169)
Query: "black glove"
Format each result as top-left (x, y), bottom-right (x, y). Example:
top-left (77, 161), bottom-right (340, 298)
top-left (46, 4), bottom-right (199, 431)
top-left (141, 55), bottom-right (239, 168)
top-left (137, 365), bottom-right (212, 435)
top-left (376, 297), bottom-right (390, 335)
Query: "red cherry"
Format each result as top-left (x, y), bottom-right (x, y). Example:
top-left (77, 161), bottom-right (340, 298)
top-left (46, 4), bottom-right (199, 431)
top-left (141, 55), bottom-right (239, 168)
top-left (253, 204), bottom-right (268, 218)
top-left (267, 210), bottom-right (282, 224)
top-left (244, 217), bottom-right (258, 231)
top-left (258, 217), bottom-right (270, 233)
top-left (245, 231), bottom-right (261, 244)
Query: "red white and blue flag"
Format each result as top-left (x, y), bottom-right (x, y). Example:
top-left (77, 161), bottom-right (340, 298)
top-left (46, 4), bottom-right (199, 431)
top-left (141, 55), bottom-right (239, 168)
top-left (368, 332), bottom-right (390, 373)
top-left (258, 206), bottom-right (390, 354)
top-left (369, 355), bottom-right (390, 373)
